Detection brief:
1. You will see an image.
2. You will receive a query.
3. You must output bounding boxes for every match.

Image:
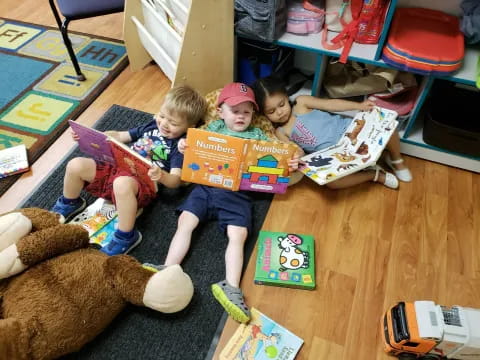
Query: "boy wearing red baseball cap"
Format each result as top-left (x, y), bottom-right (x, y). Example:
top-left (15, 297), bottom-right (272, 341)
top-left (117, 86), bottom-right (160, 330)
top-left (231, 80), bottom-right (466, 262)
top-left (162, 82), bottom-right (294, 323)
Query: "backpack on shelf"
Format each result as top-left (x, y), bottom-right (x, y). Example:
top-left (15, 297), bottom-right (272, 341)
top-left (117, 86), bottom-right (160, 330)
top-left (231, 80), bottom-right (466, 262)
top-left (287, 0), bottom-right (324, 35)
top-left (304, 0), bottom-right (390, 63)
top-left (234, 0), bottom-right (288, 42)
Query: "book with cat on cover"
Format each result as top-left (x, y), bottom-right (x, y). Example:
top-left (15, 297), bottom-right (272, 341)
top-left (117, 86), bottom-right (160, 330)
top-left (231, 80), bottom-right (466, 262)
top-left (181, 128), bottom-right (297, 194)
top-left (254, 231), bottom-right (315, 290)
top-left (219, 307), bottom-right (303, 360)
top-left (0, 144), bottom-right (29, 178)
top-left (299, 106), bottom-right (398, 185)
top-left (69, 121), bottom-right (157, 193)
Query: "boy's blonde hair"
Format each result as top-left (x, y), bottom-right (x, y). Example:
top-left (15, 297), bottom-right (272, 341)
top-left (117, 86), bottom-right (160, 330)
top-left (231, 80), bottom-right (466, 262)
top-left (162, 85), bottom-right (207, 126)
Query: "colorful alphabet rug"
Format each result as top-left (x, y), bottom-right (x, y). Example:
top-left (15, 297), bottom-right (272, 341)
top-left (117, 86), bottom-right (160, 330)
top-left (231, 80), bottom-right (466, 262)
top-left (0, 18), bottom-right (128, 196)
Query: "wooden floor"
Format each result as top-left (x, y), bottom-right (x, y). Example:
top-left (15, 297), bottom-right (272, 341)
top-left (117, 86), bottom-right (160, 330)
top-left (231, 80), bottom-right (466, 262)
top-left (2, 4), bottom-right (480, 360)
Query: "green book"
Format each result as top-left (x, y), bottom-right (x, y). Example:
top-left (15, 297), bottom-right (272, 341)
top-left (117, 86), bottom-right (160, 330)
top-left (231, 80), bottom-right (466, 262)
top-left (254, 231), bottom-right (315, 290)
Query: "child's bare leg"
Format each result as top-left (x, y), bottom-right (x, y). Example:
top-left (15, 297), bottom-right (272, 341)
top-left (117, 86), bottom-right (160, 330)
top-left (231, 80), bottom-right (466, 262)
top-left (63, 157), bottom-right (96, 198)
top-left (327, 171), bottom-right (376, 189)
top-left (327, 167), bottom-right (398, 190)
top-left (211, 224), bottom-right (250, 323)
top-left (164, 211), bottom-right (199, 266)
top-left (385, 132), bottom-right (406, 170)
top-left (224, 225), bottom-right (248, 287)
top-left (112, 176), bottom-right (139, 232)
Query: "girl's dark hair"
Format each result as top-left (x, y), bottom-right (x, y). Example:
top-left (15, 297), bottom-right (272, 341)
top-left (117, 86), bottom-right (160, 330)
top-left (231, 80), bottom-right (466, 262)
top-left (251, 75), bottom-right (288, 114)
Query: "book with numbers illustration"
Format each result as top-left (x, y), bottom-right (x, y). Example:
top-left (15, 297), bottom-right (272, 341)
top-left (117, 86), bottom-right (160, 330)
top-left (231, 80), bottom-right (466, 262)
top-left (68, 121), bottom-right (157, 193)
top-left (0, 144), bottom-right (29, 178)
top-left (181, 128), bottom-right (297, 194)
top-left (219, 307), bottom-right (303, 360)
top-left (299, 106), bottom-right (398, 185)
top-left (254, 231), bottom-right (315, 290)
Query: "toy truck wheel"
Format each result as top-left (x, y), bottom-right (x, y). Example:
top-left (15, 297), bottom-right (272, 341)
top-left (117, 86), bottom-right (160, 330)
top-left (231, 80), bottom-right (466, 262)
top-left (398, 354), bottom-right (417, 360)
top-left (419, 355), bottom-right (441, 360)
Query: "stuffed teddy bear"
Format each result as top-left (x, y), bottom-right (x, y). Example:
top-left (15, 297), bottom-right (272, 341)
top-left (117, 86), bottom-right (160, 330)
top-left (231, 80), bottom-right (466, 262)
top-left (0, 208), bottom-right (194, 360)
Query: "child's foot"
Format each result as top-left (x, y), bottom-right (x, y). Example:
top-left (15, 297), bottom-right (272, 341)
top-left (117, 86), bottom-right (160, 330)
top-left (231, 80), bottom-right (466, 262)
top-left (101, 229), bottom-right (142, 256)
top-left (51, 196), bottom-right (87, 222)
top-left (211, 280), bottom-right (250, 323)
top-left (372, 165), bottom-right (399, 189)
top-left (142, 263), bottom-right (167, 272)
top-left (385, 154), bottom-right (412, 182)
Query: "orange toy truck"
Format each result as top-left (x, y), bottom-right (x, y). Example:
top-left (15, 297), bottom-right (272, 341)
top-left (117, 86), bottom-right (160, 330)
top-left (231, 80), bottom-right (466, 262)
top-left (382, 301), bottom-right (480, 360)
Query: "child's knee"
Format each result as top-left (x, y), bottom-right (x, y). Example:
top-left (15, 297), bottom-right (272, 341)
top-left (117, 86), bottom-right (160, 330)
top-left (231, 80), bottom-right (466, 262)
top-left (112, 176), bottom-right (138, 196)
top-left (66, 157), bottom-right (93, 174)
top-left (227, 225), bottom-right (248, 243)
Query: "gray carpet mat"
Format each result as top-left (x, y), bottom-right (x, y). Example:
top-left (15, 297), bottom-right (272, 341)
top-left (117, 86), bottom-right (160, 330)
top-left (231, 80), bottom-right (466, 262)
top-left (21, 105), bottom-right (273, 360)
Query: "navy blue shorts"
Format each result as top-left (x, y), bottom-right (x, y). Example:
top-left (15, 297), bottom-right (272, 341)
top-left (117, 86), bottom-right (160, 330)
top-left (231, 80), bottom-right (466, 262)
top-left (178, 185), bottom-right (252, 233)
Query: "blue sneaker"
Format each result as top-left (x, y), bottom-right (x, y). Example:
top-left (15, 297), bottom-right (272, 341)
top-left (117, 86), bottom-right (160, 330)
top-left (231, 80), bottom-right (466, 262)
top-left (51, 196), bottom-right (87, 222)
top-left (100, 230), bottom-right (142, 256)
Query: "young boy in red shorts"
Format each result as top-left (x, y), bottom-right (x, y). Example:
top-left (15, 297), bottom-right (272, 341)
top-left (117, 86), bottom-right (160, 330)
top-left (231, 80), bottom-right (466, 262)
top-left (51, 85), bottom-right (207, 256)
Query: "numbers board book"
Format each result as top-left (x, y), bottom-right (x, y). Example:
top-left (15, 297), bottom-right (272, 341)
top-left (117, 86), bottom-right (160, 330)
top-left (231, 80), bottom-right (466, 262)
top-left (254, 231), bottom-right (315, 290)
top-left (181, 128), bottom-right (297, 194)
top-left (219, 307), bottom-right (303, 360)
top-left (70, 198), bottom-right (117, 236)
top-left (68, 121), bottom-right (157, 193)
top-left (0, 144), bottom-right (29, 178)
top-left (299, 106), bottom-right (398, 185)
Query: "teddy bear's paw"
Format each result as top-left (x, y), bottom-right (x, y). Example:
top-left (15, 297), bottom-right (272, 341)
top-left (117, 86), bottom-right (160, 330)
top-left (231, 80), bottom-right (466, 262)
top-left (143, 264), bottom-right (194, 314)
top-left (0, 244), bottom-right (27, 279)
top-left (0, 212), bottom-right (32, 252)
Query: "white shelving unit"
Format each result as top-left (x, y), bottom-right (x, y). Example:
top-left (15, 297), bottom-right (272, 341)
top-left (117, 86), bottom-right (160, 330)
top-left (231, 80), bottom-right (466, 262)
top-left (124, 0), bottom-right (234, 95)
top-left (265, 0), bottom-right (480, 173)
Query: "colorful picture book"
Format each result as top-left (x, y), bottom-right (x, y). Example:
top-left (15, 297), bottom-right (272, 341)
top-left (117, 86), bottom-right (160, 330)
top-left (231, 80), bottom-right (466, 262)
top-left (89, 207), bottom-right (143, 248)
top-left (181, 128), bottom-right (297, 194)
top-left (69, 120), bottom-right (115, 164)
top-left (68, 121), bottom-right (157, 193)
top-left (254, 231), bottom-right (315, 290)
top-left (220, 307), bottom-right (304, 360)
top-left (70, 198), bottom-right (117, 236)
top-left (0, 144), bottom-right (29, 178)
top-left (299, 106), bottom-right (398, 185)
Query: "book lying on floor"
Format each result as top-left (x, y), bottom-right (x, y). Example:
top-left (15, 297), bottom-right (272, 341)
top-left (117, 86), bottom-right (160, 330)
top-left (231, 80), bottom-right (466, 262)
top-left (299, 106), bottom-right (398, 185)
top-left (254, 231), bottom-right (315, 290)
top-left (70, 198), bottom-right (117, 236)
top-left (0, 144), bottom-right (29, 178)
top-left (181, 128), bottom-right (297, 194)
top-left (89, 207), bottom-right (143, 248)
top-left (220, 307), bottom-right (303, 360)
top-left (68, 120), bottom-right (157, 193)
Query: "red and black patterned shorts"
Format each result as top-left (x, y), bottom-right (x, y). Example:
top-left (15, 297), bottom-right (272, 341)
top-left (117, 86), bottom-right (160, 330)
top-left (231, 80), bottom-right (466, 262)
top-left (85, 162), bottom-right (155, 209)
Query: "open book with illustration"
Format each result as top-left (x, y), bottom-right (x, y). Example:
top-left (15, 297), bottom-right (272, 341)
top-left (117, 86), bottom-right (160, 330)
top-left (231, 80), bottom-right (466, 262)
top-left (68, 120), bottom-right (157, 193)
top-left (254, 231), bottom-right (315, 290)
top-left (220, 307), bottom-right (303, 360)
top-left (181, 128), bottom-right (297, 194)
top-left (0, 144), bottom-right (29, 178)
top-left (299, 107), bottom-right (398, 185)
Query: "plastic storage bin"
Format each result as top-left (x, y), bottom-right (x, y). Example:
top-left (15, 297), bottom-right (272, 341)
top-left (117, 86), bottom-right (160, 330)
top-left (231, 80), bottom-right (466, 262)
top-left (423, 81), bottom-right (480, 157)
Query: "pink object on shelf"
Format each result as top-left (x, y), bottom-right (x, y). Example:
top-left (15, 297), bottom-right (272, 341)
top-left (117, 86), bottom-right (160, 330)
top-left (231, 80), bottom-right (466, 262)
top-left (287, 1), bottom-right (324, 35)
top-left (368, 87), bottom-right (418, 116)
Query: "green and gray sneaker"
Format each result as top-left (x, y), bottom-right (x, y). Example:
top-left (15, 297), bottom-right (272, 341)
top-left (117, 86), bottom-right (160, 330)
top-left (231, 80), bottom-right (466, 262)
top-left (211, 280), bottom-right (250, 323)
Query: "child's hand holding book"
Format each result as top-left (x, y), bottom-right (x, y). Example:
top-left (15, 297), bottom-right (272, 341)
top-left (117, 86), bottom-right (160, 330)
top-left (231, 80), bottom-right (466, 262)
top-left (148, 165), bottom-right (164, 182)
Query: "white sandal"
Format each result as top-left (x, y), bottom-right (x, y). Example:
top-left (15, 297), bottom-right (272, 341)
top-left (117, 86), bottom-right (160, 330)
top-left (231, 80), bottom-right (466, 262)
top-left (373, 165), bottom-right (399, 189)
top-left (385, 154), bottom-right (412, 182)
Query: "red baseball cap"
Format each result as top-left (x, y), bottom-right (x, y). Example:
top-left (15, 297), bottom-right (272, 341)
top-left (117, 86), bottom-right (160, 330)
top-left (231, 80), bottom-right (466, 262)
top-left (217, 82), bottom-right (258, 110)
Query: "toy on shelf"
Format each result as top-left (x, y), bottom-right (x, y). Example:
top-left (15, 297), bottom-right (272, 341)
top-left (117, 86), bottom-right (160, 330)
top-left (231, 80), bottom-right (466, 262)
top-left (382, 7), bottom-right (465, 76)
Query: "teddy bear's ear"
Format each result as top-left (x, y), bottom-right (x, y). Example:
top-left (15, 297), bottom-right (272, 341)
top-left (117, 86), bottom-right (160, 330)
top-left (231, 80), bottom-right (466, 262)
top-left (0, 212), bottom-right (32, 252)
top-left (143, 264), bottom-right (194, 313)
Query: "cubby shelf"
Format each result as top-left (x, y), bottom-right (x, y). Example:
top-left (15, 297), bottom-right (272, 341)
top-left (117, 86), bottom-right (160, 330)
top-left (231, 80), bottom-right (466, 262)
top-left (266, 1), bottom-right (479, 173)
